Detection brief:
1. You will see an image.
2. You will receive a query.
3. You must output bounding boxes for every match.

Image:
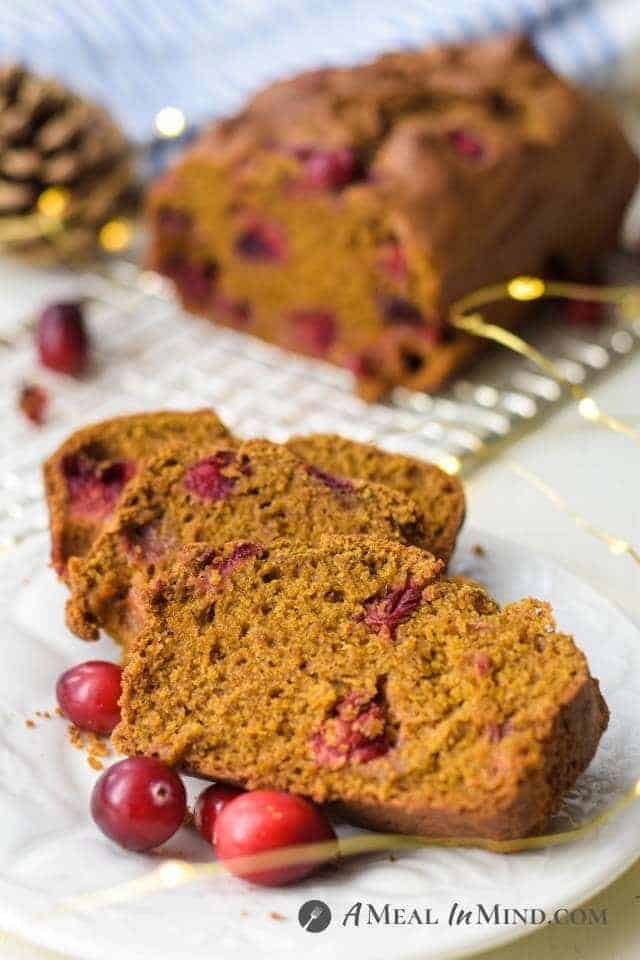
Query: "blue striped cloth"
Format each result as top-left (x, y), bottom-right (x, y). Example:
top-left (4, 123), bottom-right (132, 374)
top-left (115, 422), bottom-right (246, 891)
top-left (0, 0), bottom-right (637, 142)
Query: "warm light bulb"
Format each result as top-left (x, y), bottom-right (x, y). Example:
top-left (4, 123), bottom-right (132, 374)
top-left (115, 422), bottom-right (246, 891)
top-left (37, 186), bottom-right (70, 219)
top-left (437, 453), bottom-right (462, 475)
top-left (507, 276), bottom-right (546, 301)
top-left (608, 538), bottom-right (630, 556)
top-left (99, 218), bottom-right (132, 252)
top-left (155, 106), bottom-right (186, 139)
top-left (155, 860), bottom-right (195, 889)
top-left (578, 397), bottom-right (599, 421)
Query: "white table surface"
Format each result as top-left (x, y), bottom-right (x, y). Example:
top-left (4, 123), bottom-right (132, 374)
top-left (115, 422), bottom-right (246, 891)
top-left (1, 259), bottom-right (639, 960)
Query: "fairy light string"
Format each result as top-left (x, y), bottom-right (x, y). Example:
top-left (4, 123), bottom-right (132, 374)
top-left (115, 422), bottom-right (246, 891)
top-left (450, 275), bottom-right (640, 446)
top-left (509, 462), bottom-right (640, 568)
top-left (8, 270), bottom-right (639, 918)
top-left (52, 777), bottom-right (640, 913)
top-left (0, 184), bottom-right (132, 254)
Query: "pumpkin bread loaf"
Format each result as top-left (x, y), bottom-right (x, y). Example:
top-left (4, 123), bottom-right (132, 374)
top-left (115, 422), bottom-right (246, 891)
top-left (114, 536), bottom-right (608, 840)
top-left (287, 433), bottom-right (464, 563)
top-left (65, 439), bottom-right (428, 646)
top-left (44, 409), bottom-right (231, 578)
top-left (146, 36), bottom-right (638, 400)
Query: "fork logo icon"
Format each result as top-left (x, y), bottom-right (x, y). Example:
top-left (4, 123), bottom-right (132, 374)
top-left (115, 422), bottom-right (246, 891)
top-left (298, 899), bottom-right (332, 932)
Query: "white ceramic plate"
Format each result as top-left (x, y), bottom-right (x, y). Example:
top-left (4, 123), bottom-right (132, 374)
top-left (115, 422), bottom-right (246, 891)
top-left (0, 526), bottom-right (639, 960)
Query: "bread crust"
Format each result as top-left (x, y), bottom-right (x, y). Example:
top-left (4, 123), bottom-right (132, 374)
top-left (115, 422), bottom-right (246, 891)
top-left (44, 409), bottom-right (231, 579)
top-left (287, 433), bottom-right (465, 564)
top-left (329, 676), bottom-right (608, 839)
top-left (65, 440), bottom-right (430, 645)
top-left (114, 537), bottom-right (609, 841)
top-left (145, 36), bottom-right (638, 399)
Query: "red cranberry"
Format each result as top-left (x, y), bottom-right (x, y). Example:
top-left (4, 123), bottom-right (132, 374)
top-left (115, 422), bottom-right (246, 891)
top-left (311, 692), bottom-right (390, 769)
top-left (486, 721), bottom-right (513, 744)
top-left (415, 324), bottom-right (445, 346)
top-left (448, 128), bottom-right (484, 159)
top-left (565, 299), bottom-right (605, 326)
top-left (234, 220), bottom-right (286, 262)
top-left (156, 207), bottom-right (192, 233)
top-left (194, 783), bottom-right (243, 843)
top-left (306, 464), bottom-right (354, 495)
top-left (213, 295), bottom-right (252, 327)
top-left (56, 660), bottom-right (122, 735)
top-left (121, 522), bottom-right (166, 563)
top-left (289, 310), bottom-right (336, 355)
top-left (347, 352), bottom-right (377, 378)
top-left (377, 243), bottom-right (408, 282)
top-left (18, 382), bottom-right (48, 425)
top-left (473, 652), bottom-right (492, 678)
top-left (362, 579), bottom-right (424, 640)
top-left (161, 256), bottom-right (218, 305)
top-left (214, 790), bottom-right (336, 886)
top-left (381, 296), bottom-right (424, 326)
top-left (160, 253), bottom-right (186, 279)
top-left (183, 262), bottom-right (218, 305)
top-left (37, 302), bottom-right (89, 375)
top-left (91, 757), bottom-right (186, 851)
top-left (300, 147), bottom-right (358, 190)
top-left (185, 261), bottom-right (218, 304)
top-left (184, 450), bottom-right (237, 501)
top-left (62, 453), bottom-right (134, 518)
top-left (215, 541), bottom-right (262, 578)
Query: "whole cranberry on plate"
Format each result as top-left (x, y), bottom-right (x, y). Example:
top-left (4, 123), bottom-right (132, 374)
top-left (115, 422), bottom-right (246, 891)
top-left (56, 660), bottom-right (122, 735)
top-left (91, 757), bottom-right (187, 852)
top-left (214, 789), bottom-right (337, 886)
top-left (37, 301), bottom-right (89, 375)
top-left (193, 783), bottom-right (244, 844)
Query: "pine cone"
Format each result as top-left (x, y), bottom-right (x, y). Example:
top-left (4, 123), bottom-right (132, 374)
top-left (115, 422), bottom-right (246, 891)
top-left (0, 63), bottom-right (137, 263)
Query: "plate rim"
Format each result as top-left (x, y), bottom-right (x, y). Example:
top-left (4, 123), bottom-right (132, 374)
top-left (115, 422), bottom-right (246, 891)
top-left (1, 526), bottom-right (639, 960)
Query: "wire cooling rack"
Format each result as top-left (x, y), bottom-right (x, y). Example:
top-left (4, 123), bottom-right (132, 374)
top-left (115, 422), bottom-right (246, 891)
top-left (2, 257), bottom-right (640, 550)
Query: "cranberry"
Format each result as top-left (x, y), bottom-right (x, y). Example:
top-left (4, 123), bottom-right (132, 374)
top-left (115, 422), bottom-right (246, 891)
top-left (381, 296), bottom-right (424, 326)
top-left (194, 783), bottom-right (243, 843)
top-left (234, 220), bottom-right (285, 262)
top-left (448, 128), bottom-right (484, 159)
top-left (311, 692), bottom-right (390, 769)
top-left (121, 522), bottom-right (166, 562)
top-left (183, 263), bottom-right (218, 305)
top-left (62, 453), bottom-right (134, 518)
top-left (184, 450), bottom-right (237, 501)
top-left (362, 579), bottom-right (424, 640)
top-left (156, 207), bottom-right (192, 233)
top-left (300, 147), bottom-right (358, 190)
top-left (347, 352), bottom-right (377, 378)
top-left (377, 243), bottom-right (408, 282)
top-left (160, 253), bottom-right (185, 279)
top-left (214, 790), bottom-right (336, 886)
top-left (473, 652), bottom-right (492, 678)
top-left (215, 541), bottom-right (262, 578)
top-left (56, 660), bottom-right (122, 735)
top-left (288, 310), bottom-right (336, 355)
top-left (91, 757), bottom-right (186, 851)
top-left (161, 256), bottom-right (218, 305)
top-left (415, 324), bottom-right (445, 346)
top-left (486, 721), bottom-right (513, 744)
top-left (37, 302), bottom-right (89, 375)
top-left (18, 382), bottom-right (48, 425)
top-left (186, 262), bottom-right (218, 304)
top-left (306, 464), bottom-right (354, 495)
top-left (213, 295), bottom-right (252, 327)
top-left (565, 299), bottom-right (605, 326)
